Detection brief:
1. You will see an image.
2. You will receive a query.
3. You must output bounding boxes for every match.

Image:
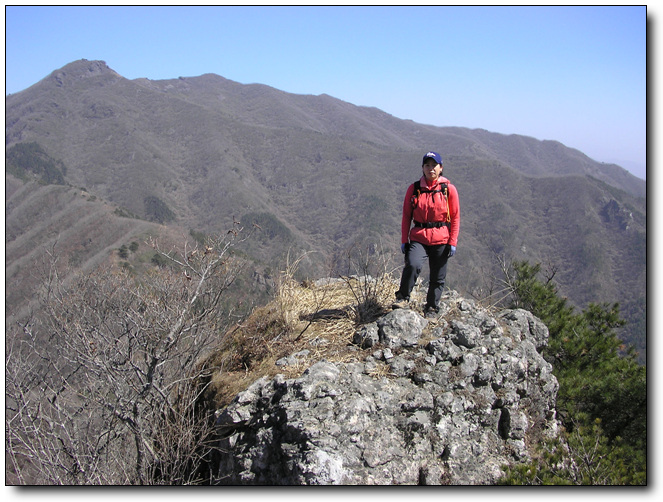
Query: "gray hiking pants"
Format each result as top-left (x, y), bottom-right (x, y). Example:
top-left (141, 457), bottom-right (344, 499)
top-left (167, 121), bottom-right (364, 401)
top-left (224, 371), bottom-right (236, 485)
top-left (396, 241), bottom-right (452, 308)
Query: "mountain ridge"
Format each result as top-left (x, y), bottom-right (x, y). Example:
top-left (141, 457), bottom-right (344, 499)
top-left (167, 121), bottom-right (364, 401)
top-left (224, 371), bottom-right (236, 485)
top-left (8, 59), bottom-right (646, 192)
top-left (5, 59), bottom-right (646, 360)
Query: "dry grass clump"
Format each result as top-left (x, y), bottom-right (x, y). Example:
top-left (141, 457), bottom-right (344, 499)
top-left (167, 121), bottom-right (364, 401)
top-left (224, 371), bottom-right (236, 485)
top-left (207, 272), bottom-right (401, 409)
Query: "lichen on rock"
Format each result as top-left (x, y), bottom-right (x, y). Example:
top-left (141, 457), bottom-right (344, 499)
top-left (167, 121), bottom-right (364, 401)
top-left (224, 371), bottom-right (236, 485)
top-left (214, 291), bottom-right (560, 485)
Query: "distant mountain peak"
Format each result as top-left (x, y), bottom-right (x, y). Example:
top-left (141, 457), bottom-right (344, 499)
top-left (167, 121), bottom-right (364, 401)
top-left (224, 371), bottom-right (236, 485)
top-left (47, 59), bottom-right (121, 88)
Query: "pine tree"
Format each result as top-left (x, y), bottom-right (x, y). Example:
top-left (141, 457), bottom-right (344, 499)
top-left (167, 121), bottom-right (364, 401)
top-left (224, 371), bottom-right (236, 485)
top-left (500, 261), bottom-right (646, 485)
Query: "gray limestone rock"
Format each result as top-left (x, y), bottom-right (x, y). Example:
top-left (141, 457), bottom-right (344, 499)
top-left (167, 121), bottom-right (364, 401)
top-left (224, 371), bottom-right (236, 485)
top-left (214, 291), bottom-right (559, 485)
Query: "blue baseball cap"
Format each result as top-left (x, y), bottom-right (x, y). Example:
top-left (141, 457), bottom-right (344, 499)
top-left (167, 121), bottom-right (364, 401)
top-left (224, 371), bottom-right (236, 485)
top-left (422, 151), bottom-right (443, 165)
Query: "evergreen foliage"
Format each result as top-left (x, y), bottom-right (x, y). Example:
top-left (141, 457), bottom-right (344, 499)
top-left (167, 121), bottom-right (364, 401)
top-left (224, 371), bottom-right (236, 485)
top-left (499, 415), bottom-right (646, 485)
top-left (240, 212), bottom-right (293, 242)
top-left (500, 261), bottom-right (646, 485)
top-left (6, 142), bottom-right (67, 185)
top-left (189, 229), bottom-right (207, 247)
top-left (151, 253), bottom-right (168, 268)
top-left (144, 195), bottom-right (175, 223)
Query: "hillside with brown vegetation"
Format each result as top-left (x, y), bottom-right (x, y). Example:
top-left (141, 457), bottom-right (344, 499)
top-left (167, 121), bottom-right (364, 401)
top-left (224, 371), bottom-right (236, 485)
top-left (5, 59), bottom-right (646, 359)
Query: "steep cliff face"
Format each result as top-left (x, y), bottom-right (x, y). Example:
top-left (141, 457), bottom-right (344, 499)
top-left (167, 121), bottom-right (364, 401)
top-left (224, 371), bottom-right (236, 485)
top-left (214, 291), bottom-right (560, 485)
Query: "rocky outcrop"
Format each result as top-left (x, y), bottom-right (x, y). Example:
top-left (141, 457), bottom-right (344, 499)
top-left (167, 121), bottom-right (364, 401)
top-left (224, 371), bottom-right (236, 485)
top-left (214, 291), bottom-right (560, 485)
top-left (600, 198), bottom-right (634, 231)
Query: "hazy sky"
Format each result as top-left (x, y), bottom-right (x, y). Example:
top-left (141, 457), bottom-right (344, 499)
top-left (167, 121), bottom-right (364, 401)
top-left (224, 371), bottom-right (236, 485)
top-left (5, 5), bottom-right (647, 179)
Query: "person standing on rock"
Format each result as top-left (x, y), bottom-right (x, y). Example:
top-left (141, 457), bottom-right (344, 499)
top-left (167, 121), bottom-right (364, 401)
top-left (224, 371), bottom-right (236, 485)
top-left (393, 151), bottom-right (460, 317)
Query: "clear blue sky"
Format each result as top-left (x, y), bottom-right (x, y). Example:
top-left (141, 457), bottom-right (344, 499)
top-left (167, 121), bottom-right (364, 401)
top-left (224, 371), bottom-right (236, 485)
top-left (5, 5), bottom-right (647, 179)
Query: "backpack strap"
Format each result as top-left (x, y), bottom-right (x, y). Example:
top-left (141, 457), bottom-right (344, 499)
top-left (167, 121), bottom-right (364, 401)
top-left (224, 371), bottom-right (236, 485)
top-left (411, 180), bottom-right (451, 224)
top-left (412, 180), bottom-right (448, 205)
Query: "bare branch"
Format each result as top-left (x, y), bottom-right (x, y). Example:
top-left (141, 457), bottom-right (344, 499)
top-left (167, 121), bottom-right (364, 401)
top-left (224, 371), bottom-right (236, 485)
top-left (6, 227), bottom-right (248, 484)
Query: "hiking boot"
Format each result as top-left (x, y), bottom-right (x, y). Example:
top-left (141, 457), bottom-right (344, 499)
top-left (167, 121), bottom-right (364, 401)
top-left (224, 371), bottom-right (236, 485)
top-left (424, 305), bottom-right (440, 319)
top-left (392, 298), bottom-right (410, 310)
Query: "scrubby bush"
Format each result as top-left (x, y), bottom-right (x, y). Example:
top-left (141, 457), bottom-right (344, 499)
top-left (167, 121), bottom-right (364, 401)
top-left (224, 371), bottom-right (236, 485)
top-left (6, 226), bottom-right (248, 484)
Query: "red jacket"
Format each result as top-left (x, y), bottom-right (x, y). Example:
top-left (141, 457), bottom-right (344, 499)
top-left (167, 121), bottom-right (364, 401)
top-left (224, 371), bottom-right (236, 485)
top-left (401, 175), bottom-right (460, 247)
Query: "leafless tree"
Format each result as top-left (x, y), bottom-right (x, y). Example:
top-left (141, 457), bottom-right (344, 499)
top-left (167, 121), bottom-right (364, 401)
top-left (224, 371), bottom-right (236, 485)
top-left (6, 224), bottom-right (249, 484)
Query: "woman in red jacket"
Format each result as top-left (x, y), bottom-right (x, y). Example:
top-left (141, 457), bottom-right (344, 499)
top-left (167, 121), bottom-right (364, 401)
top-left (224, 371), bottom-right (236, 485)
top-left (393, 151), bottom-right (460, 317)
